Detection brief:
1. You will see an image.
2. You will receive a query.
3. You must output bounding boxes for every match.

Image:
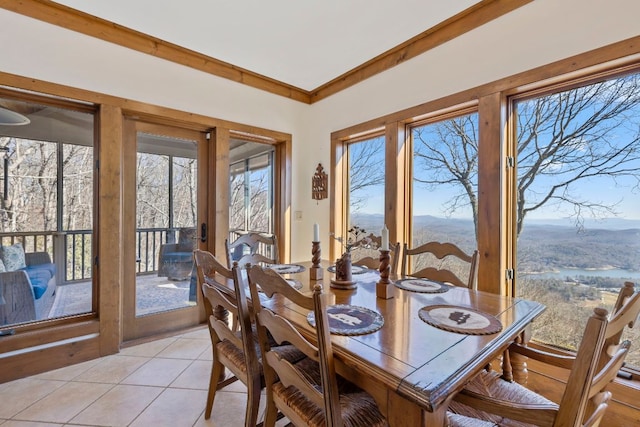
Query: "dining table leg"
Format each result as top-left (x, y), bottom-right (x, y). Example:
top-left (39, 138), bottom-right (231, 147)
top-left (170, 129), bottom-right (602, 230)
top-left (387, 391), bottom-right (450, 427)
top-left (510, 349), bottom-right (529, 385)
top-left (387, 391), bottom-right (426, 426)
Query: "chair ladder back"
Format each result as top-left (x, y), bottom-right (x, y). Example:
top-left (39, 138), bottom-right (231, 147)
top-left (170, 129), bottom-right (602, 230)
top-left (410, 267), bottom-right (470, 288)
top-left (605, 283), bottom-right (640, 341)
top-left (401, 241), bottom-right (479, 289)
top-left (598, 282), bottom-right (640, 372)
top-left (353, 238), bottom-right (400, 274)
top-left (194, 249), bottom-right (233, 317)
top-left (236, 253), bottom-right (277, 268)
top-left (201, 284), bottom-right (241, 345)
top-left (589, 340), bottom-right (630, 399)
top-left (226, 235), bottom-right (258, 268)
top-left (582, 391), bottom-right (611, 427)
top-left (230, 263), bottom-right (261, 372)
top-left (257, 308), bottom-right (319, 358)
top-left (253, 232), bottom-right (279, 264)
top-left (555, 308), bottom-right (609, 427)
top-left (227, 232), bottom-right (279, 268)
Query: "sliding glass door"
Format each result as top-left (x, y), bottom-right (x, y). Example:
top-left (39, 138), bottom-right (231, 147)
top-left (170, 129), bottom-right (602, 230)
top-left (123, 121), bottom-right (207, 341)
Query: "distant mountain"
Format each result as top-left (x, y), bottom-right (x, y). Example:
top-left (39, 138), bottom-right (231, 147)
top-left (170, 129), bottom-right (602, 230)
top-left (351, 213), bottom-right (640, 271)
top-left (526, 217), bottom-right (640, 230)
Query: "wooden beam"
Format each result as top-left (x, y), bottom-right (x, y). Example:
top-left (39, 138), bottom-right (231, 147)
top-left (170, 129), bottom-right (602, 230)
top-left (0, 0), bottom-right (311, 103)
top-left (309, 0), bottom-right (534, 102)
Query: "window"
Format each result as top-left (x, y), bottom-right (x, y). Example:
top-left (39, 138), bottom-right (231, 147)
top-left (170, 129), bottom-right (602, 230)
top-left (0, 96), bottom-right (95, 325)
top-left (229, 142), bottom-right (275, 235)
top-left (409, 112), bottom-right (479, 276)
top-left (334, 67), bottom-right (640, 370)
top-left (347, 135), bottom-right (385, 232)
top-left (513, 73), bottom-right (640, 366)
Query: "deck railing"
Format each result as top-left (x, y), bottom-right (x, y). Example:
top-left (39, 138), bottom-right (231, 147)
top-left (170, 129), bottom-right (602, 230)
top-left (1, 228), bottom-right (274, 285)
top-left (1, 228), bottom-right (173, 285)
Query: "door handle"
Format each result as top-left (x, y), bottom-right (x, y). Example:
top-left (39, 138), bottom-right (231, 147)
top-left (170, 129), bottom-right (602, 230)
top-left (200, 223), bottom-right (207, 243)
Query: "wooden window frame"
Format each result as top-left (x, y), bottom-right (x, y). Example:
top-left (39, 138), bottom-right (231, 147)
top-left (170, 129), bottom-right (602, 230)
top-left (330, 40), bottom-right (640, 418)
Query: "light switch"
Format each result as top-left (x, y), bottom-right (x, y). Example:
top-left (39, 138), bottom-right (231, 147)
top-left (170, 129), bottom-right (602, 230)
top-left (294, 210), bottom-right (303, 220)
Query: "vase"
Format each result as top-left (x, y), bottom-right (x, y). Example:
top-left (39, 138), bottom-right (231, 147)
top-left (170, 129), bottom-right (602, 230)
top-left (330, 251), bottom-right (356, 289)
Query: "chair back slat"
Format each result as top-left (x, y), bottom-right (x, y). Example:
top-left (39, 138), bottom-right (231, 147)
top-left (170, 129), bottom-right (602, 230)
top-left (402, 241), bottom-right (479, 289)
top-left (352, 233), bottom-right (400, 273)
top-left (258, 308), bottom-right (320, 358)
top-left (556, 308), bottom-right (610, 425)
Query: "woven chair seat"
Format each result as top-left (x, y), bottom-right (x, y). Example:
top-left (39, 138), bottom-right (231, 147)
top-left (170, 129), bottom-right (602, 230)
top-left (272, 357), bottom-right (387, 427)
top-left (217, 333), bottom-right (307, 384)
top-left (448, 370), bottom-right (558, 427)
top-left (447, 413), bottom-right (497, 427)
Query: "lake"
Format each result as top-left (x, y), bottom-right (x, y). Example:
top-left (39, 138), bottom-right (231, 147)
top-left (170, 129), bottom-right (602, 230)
top-left (524, 268), bottom-right (640, 281)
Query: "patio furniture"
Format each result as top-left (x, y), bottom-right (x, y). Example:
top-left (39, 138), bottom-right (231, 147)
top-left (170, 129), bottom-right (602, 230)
top-left (157, 227), bottom-right (197, 280)
top-left (0, 249), bottom-right (57, 325)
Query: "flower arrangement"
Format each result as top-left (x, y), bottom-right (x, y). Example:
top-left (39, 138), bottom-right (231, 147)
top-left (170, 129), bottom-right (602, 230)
top-left (331, 225), bottom-right (374, 253)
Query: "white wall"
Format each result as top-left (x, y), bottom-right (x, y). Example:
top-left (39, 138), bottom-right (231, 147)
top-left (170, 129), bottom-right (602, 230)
top-left (1, 0), bottom-right (640, 262)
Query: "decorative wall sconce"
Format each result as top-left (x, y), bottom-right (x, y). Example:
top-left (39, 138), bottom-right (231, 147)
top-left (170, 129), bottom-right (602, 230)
top-left (312, 163), bottom-right (328, 201)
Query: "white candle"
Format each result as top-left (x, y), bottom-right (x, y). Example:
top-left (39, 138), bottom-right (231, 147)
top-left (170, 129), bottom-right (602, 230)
top-left (313, 223), bottom-right (320, 242)
top-left (381, 225), bottom-right (389, 251)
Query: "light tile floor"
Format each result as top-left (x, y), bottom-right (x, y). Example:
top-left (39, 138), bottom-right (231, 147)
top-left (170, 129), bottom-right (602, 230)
top-left (0, 326), bottom-right (284, 427)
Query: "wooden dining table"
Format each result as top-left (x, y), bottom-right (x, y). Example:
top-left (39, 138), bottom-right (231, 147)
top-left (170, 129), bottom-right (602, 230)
top-left (256, 260), bottom-right (546, 427)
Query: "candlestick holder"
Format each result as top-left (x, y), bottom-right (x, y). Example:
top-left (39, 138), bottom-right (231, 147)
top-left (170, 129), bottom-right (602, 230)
top-left (376, 249), bottom-right (394, 299)
top-left (310, 241), bottom-right (323, 280)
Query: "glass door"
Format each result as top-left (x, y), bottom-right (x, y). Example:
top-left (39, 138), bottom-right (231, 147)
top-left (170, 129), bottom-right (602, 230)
top-left (124, 121), bottom-right (207, 340)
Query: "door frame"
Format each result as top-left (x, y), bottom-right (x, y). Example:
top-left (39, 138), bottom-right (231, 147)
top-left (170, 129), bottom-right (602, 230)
top-left (122, 119), bottom-right (208, 341)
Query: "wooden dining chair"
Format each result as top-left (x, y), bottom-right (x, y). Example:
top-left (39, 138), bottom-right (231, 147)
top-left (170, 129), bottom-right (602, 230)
top-left (401, 241), bottom-right (478, 289)
top-left (226, 232), bottom-right (279, 268)
top-left (447, 282), bottom-right (640, 427)
top-left (244, 264), bottom-right (388, 427)
top-left (352, 233), bottom-right (400, 274)
top-left (194, 250), bottom-right (303, 426)
top-left (193, 249), bottom-right (261, 424)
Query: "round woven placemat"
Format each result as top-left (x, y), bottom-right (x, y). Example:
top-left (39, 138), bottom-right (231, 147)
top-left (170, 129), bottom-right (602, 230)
top-left (327, 264), bottom-right (369, 274)
top-left (307, 304), bottom-right (384, 336)
top-left (266, 263), bottom-right (306, 274)
top-left (285, 279), bottom-right (303, 290)
top-left (418, 304), bottom-right (502, 335)
top-left (395, 278), bottom-right (450, 293)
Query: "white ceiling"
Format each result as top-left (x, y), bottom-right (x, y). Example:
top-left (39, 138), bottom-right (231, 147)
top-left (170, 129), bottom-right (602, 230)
top-left (52, 0), bottom-right (480, 91)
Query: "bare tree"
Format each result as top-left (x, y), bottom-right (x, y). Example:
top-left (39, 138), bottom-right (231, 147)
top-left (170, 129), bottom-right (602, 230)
top-left (412, 74), bottom-right (640, 239)
top-left (229, 160), bottom-right (272, 233)
top-left (413, 115), bottom-right (479, 236)
top-left (349, 137), bottom-right (385, 215)
top-left (516, 75), bottom-right (640, 235)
